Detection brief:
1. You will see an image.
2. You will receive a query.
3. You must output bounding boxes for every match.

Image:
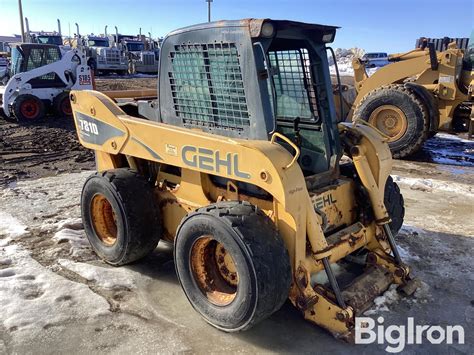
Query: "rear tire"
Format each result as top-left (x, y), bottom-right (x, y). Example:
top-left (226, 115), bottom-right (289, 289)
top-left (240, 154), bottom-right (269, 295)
top-left (53, 92), bottom-right (72, 118)
top-left (174, 201), bottom-right (291, 332)
top-left (13, 94), bottom-right (46, 121)
top-left (353, 84), bottom-right (429, 158)
top-left (81, 168), bottom-right (161, 265)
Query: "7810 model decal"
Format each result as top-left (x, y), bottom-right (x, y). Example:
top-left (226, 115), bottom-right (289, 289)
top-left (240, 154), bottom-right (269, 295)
top-left (78, 118), bottom-right (99, 135)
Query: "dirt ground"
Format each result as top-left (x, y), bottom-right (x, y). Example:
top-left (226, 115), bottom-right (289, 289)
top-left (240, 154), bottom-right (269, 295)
top-left (0, 76), bottom-right (473, 354)
top-left (0, 77), bottom-right (157, 187)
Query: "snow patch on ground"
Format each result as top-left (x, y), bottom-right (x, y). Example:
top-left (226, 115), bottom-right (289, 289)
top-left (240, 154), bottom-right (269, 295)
top-left (310, 263), bottom-right (344, 286)
top-left (0, 244), bottom-right (110, 334)
top-left (58, 259), bottom-right (137, 290)
top-left (364, 284), bottom-right (400, 315)
top-left (0, 212), bottom-right (28, 247)
top-left (392, 175), bottom-right (473, 196)
top-left (435, 132), bottom-right (473, 144)
top-left (398, 245), bottom-right (420, 262)
top-left (0, 171), bottom-right (91, 231)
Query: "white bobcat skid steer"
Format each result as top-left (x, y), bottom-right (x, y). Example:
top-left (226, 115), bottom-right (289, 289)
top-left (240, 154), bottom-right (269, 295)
top-left (0, 43), bottom-right (93, 121)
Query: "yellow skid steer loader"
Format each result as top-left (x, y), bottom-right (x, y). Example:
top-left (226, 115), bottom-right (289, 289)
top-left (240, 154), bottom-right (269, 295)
top-left (70, 19), bottom-right (417, 340)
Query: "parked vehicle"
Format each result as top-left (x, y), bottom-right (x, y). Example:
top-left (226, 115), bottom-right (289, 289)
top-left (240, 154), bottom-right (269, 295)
top-left (113, 28), bottom-right (158, 74)
top-left (0, 43), bottom-right (92, 120)
top-left (361, 52), bottom-right (389, 68)
top-left (70, 25), bottom-right (128, 75)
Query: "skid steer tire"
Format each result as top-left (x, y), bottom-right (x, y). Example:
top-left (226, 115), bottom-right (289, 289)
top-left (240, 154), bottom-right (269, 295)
top-left (385, 176), bottom-right (404, 236)
top-left (174, 201), bottom-right (291, 332)
top-left (81, 168), bottom-right (161, 266)
top-left (13, 94), bottom-right (46, 121)
top-left (353, 84), bottom-right (429, 158)
top-left (53, 92), bottom-right (72, 118)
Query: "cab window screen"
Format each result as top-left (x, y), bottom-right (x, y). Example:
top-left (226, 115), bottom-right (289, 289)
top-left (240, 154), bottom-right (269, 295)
top-left (26, 47), bottom-right (61, 80)
top-left (169, 43), bottom-right (250, 130)
top-left (268, 48), bottom-right (318, 121)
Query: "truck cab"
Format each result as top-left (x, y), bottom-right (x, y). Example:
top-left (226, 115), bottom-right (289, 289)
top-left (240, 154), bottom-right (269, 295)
top-left (81, 35), bottom-right (128, 75)
top-left (119, 37), bottom-right (158, 74)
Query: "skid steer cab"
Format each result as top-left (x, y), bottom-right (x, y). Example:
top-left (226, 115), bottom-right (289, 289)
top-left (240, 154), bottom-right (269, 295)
top-left (70, 19), bottom-right (417, 340)
top-left (0, 43), bottom-right (92, 121)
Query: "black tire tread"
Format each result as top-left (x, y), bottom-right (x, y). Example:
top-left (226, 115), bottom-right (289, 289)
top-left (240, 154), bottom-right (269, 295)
top-left (385, 176), bottom-right (405, 235)
top-left (13, 94), bottom-right (46, 121)
top-left (82, 168), bottom-right (161, 265)
top-left (181, 200), bottom-right (292, 331)
top-left (52, 91), bottom-right (71, 117)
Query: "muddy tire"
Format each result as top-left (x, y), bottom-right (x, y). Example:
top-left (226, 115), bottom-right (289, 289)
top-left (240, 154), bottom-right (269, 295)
top-left (53, 92), bottom-right (72, 118)
top-left (353, 84), bottom-right (429, 158)
top-left (385, 176), bottom-right (404, 236)
top-left (174, 201), bottom-right (291, 332)
top-left (13, 94), bottom-right (46, 121)
top-left (81, 168), bottom-right (161, 266)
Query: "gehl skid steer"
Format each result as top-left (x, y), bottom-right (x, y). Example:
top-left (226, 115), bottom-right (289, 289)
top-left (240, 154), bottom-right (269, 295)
top-left (70, 19), bottom-right (417, 340)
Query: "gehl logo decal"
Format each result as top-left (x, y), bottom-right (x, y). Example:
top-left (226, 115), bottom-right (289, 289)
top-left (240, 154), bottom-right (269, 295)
top-left (182, 146), bottom-right (251, 179)
top-left (314, 193), bottom-right (337, 210)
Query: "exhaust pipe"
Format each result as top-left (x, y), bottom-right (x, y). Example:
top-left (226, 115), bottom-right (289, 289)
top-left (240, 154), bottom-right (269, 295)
top-left (57, 19), bottom-right (62, 35)
top-left (75, 23), bottom-right (80, 38)
top-left (25, 17), bottom-right (30, 41)
top-left (104, 25), bottom-right (108, 37)
top-left (115, 26), bottom-right (119, 47)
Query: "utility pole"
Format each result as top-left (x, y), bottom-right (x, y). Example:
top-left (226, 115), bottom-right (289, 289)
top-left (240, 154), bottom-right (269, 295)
top-left (206, 0), bottom-right (213, 22)
top-left (18, 0), bottom-right (25, 42)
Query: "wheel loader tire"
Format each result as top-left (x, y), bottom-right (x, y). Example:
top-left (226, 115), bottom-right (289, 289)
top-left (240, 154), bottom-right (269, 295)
top-left (53, 92), bottom-right (72, 118)
top-left (385, 176), bottom-right (404, 236)
top-left (353, 84), bottom-right (429, 158)
top-left (13, 94), bottom-right (46, 121)
top-left (81, 168), bottom-right (161, 266)
top-left (174, 201), bottom-right (291, 332)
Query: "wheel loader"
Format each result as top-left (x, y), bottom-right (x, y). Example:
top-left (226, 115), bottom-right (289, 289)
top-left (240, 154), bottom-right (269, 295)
top-left (347, 37), bottom-right (473, 158)
top-left (70, 19), bottom-right (417, 340)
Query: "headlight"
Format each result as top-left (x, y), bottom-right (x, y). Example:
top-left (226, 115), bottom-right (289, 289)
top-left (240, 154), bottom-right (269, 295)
top-left (261, 22), bottom-right (275, 38)
top-left (322, 32), bottom-right (335, 43)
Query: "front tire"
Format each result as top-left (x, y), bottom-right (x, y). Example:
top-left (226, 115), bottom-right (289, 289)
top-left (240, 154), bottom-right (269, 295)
top-left (81, 168), bottom-right (161, 265)
top-left (13, 94), bottom-right (46, 121)
top-left (353, 84), bottom-right (429, 158)
top-left (174, 201), bottom-right (291, 332)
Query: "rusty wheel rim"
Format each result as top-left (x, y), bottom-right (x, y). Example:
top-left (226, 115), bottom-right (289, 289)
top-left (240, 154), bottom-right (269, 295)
top-left (368, 105), bottom-right (408, 142)
top-left (90, 194), bottom-right (118, 246)
top-left (190, 236), bottom-right (239, 306)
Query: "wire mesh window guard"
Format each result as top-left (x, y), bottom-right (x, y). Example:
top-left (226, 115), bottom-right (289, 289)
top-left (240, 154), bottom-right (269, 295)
top-left (26, 47), bottom-right (61, 80)
top-left (268, 48), bottom-right (319, 121)
top-left (169, 43), bottom-right (250, 130)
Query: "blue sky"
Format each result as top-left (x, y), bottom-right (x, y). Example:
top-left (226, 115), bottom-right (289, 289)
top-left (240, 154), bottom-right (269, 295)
top-left (0, 0), bottom-right (472, 52)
